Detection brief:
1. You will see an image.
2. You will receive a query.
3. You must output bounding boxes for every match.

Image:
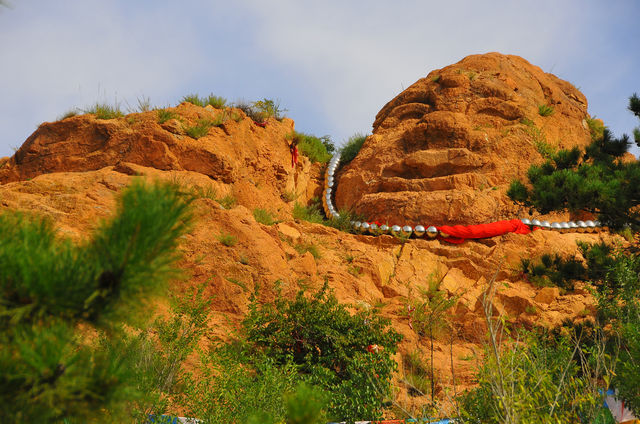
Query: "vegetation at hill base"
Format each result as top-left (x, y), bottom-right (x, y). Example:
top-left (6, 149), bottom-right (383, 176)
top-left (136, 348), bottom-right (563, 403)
top-left (504, 93), bottom-right (640, 416)
top-left (6, 89), bottom-right (640, 423)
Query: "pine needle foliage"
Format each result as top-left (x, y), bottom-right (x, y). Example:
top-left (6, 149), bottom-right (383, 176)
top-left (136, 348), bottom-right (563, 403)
top-left (506, 94), bottom-right (640, 414)
top-left (520, 253), bottom-right (586, 291)
top-left (0, 180), bottom-right (193, 422)
top-left (508, 94), bottom-right (640, 230)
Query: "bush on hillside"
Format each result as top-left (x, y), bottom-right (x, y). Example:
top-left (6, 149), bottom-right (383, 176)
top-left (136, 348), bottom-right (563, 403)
top-left (84, 102), bottom-right (124, 119)
top-left (235, 98), bottom-right (287, 123)
top-left (459, 331), bottom-right (607, 423)
top-left (340, 133), bottom-right (367, 164)
top-left (292, 198), bottom-right (363, 233)
top-left (292, 131), bottom-right (332, 163)
top-left (241, 284), bottom-right (403, 421)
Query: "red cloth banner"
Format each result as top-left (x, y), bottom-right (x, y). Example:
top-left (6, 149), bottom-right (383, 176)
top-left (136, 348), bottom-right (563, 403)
top-left (436, 219), bottom-right (535, 244)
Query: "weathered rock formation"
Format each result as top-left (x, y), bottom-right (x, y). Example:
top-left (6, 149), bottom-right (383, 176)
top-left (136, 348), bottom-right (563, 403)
top-left (0, 54), bottom-right (620, 409)
top-left (0, 104), bottom-right (323, 211)
top-left (335, 52), bottom-right (593, 226)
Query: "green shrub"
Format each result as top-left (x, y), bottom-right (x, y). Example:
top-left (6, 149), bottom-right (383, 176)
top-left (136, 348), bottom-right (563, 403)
top-left (253, 208), bottom-right (276, 225)
top-left (242, 285), bottom-right (403, 421)
top-left (58, 109), bottom-right (78, 120)
top-left (184, 119), bottom-right (212, 139)
top-left (538, 104), bottom-right (555, 117)
top-left (226, 276), bottom-right (248, 291)
top-left (458, 332), bottom-right (605, 423)
top-left (520, 117), bottom-right (535, 127)
top-left (181, 94), bottom-right (205, 107)
top-left (234, 101), bottom-right (260, 122)
top-left (292, 199), bottom-right (363, 234)
top-left (283, 383), bottom-right (327, 424)
top-left (185, 115), bottom-right (225, 139)
top-left (217, 232), bottom-right (237, 247)
top-left (534, 139), bottom-right (556, 158)
top-left (340, 133), bottom-right (367, 164)
top-left (157, 108), bottom-right (178, 124)
top-left (520, 253), bottom-right (585, 292)
top-left (293, 241), bottom-right (321, 259)
top-left (403, 276), bottom-right (456, 404)
top-left (282, 190), bottom-right (297, 202)
top-left (293, 132), bottom-right (332, 163)
top-left (616, 318), bottom-right (640, 414)
top-left (130, 284), bottom-right (211, 418)
top-left (216, 194), bottom-right (236, 209)
top-left (293, 200), bottom-right (324, 224)
top-left (205, 94), bottom-right (227, 109)
top-left (85, 102), bottom-right (124, 119)
top-left (252, 98), bottom-right (286, 121)
top-left (182, 349), bottom-right (300, 423)
top-left (347, 264), bottom-right (362, 277)
top-left (231, 110), bottom-right (243, 122)
top-left (234, 99), bottom-right (287, 123)
top-left (325, 209), bottom-right (363, 233)
top-left (402, 351), bottom-right (431, 397)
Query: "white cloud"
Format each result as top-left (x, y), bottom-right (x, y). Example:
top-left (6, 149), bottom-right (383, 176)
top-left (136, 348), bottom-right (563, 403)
top-left (0, 0), bottom-right (637, 157)
top-left (236, 0), bottom-right (589, 145)
top-left (0, 0), bottom-right (204, 155)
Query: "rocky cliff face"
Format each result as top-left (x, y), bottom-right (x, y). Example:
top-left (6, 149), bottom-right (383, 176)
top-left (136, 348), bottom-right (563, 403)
top-left (0, 54), bottom-right (617, 407)
top-left (0, 104), bottom-right (323, 211)
top-left (335, 52), bottom-right (592, 226)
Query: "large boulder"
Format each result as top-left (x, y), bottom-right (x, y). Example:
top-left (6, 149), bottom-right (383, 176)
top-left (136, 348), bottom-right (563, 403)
top-left (335, 52), bottom-right (593, 226)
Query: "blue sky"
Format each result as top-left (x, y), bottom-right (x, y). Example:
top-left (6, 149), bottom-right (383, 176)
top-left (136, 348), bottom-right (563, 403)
top-left (1, 0), bottom-right (638, 158)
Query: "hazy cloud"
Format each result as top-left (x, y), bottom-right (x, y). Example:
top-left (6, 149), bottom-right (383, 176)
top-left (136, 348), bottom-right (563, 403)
top-left (1, 0), bottom-right (638, 156)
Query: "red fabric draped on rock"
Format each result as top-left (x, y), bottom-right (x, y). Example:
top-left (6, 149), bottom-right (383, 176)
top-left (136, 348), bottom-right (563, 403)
top-left (436, 219), bottom-right (536, 244)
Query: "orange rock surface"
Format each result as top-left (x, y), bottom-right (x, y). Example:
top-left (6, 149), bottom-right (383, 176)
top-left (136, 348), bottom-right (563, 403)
top-left (0, 54), bottom-right (617, 410)
top-left (335, 52), bottom-right (593, 226)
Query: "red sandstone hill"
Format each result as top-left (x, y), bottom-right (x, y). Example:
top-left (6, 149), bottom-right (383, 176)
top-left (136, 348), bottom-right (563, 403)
top-left (0, 53), bottom-right (620, 409)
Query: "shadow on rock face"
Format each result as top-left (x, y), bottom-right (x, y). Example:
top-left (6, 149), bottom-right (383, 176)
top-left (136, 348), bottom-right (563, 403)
top-left (335, 52), bottom-right (592, 227)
